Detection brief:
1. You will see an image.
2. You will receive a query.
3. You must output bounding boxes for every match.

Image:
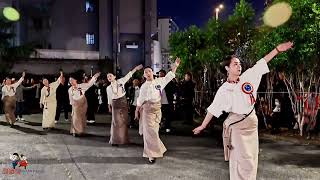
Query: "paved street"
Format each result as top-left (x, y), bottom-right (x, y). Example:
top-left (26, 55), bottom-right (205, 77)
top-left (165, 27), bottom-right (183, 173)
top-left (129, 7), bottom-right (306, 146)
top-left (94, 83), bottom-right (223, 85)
top-left (0, 114), bottom-right (319, 180)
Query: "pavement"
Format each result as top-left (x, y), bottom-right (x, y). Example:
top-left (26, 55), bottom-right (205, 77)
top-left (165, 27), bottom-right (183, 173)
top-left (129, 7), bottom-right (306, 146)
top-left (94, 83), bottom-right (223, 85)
top-left (0, 113), bottom-right (319, 180)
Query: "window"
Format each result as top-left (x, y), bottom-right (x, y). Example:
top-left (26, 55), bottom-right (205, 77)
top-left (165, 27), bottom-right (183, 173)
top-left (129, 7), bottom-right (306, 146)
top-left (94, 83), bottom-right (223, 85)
top-left (86, 33), bottom-right (95, 45)
top-left (85, 0), bottom-right (94, 12)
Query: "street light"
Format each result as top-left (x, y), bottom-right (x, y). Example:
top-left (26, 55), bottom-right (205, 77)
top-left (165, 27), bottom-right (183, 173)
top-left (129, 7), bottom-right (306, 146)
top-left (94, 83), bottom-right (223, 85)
top-left (215, 4), bottom-right (224, 20)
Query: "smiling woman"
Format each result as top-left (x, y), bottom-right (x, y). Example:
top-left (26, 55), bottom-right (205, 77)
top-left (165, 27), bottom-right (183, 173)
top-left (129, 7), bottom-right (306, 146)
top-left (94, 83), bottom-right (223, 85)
top-left (2, 7), bottom-right (20, 21)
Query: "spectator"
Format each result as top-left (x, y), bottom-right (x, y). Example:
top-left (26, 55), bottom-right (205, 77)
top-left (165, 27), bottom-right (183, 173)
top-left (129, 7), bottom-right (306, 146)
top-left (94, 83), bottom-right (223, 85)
top-left (179, 72), bottom-right (196, 124)
top-left (158, 70), bottom-right (176, 133)
top-left (15, 81), bottom-right (35, 121)
top-left (128, 79), bottom-right (140, 128)
top-left (55, 76), bottom-right (70, 123)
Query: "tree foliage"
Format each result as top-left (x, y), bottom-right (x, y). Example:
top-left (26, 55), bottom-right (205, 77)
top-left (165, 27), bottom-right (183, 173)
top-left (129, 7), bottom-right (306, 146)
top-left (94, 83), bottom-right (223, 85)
top-left (170, 0), bottom-right (319, 80)
top-left (169, 0), bottom-right (320, 128)
top-left (0, 19), bottom-right (34, 74)
top-left (250, 0), bottom-right (320, 72)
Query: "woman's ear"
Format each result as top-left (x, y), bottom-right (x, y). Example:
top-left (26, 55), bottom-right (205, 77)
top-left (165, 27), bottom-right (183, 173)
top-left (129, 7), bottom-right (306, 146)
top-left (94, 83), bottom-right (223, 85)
top-left (225, 66), bottom-right (229, 72)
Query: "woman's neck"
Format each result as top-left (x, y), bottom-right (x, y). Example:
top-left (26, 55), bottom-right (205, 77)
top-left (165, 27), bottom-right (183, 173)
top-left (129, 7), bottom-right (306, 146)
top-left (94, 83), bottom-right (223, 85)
top-left (227, 75), bottom-right (240, 83)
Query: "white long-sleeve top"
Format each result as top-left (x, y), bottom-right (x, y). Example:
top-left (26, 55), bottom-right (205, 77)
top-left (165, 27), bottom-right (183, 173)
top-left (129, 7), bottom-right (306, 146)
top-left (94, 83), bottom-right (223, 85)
top-left (106, 71), bottom-right (133, 105)
top-left (137, 71), bottom-right (175, 107)
top-left (68, 77), bottom-right (97, 105)
top-left (207, 58), bottom-right (270, 117)
top-left (40, 77), bottom-right (61, 105)
top-left (1, 77), bottom-right (24, 100)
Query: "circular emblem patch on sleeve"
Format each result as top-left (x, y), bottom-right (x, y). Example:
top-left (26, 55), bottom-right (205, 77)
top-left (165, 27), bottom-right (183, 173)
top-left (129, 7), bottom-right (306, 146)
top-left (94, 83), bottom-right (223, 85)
top-left (241, 82), bottom-right (255, 105)
top-left (242, 82), bottom-right (254, 94)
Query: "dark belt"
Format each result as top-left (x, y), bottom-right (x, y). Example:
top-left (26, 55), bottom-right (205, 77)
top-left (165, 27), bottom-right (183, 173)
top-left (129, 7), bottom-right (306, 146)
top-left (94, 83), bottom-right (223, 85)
top-left (228, 108), bottom-right (255, 127)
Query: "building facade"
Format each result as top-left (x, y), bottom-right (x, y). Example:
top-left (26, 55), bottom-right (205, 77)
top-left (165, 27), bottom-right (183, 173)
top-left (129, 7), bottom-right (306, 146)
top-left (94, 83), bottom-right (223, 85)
top-left (157, 17), bottom-right (179, 71)
top-left (6, 0), bottom-right (157, 75)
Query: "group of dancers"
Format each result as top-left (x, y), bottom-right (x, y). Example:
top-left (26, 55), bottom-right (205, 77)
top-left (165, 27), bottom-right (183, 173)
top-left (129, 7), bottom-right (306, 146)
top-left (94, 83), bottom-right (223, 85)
top-left (1, 58), bottom-right (180, 164)
top-left (2, 41), bottom-right (293, 179)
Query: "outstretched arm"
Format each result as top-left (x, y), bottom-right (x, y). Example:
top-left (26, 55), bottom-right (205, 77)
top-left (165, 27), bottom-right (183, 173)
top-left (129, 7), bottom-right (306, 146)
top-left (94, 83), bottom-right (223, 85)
top-left (193, 113), bottom-right (214, 134)
top-left (171, 57), bottom-right (181, 74)
top-left (157, 58), bottom-right (181, 89)
top-left (80, 72), bottom-right (101, 91)
top-left (119, 64), bottom-right (143, 84)
top-left (193, 88), bottom-right (229, 135)
top-left (12, 71), bottom-right (25, 89)
top-left (52, 71), bottom-right (63, 89)
top-left (132, 64), bottom-right (143, 74)
top-left (264, 41), bottom-right (293, 63)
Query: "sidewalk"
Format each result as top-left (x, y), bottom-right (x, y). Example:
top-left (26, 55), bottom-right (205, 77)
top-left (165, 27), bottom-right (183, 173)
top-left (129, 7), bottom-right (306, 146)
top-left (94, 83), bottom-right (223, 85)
top-left (0, 114), bottom-right (319, 180)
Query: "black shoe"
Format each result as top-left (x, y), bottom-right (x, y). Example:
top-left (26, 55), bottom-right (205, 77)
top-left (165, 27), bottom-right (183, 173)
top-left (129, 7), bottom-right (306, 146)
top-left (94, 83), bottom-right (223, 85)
top-left (111, 144), bottom-right (119, 147)
top-left (148, 158), bottom-right (156, 164)
top-left (72, 133), bottom-right (78, 137)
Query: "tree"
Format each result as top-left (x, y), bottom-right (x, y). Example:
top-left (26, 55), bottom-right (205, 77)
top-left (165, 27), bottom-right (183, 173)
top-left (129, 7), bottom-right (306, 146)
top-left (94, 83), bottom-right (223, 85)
top-left (169, 0), bottom-right (320, 126)
top-left (250, 0), bottom-right (320, 134)
top-left (169, 25), bottom-right (205, 82)
top-left (0, 19), bottom-right (34, 75)
top-left (169, 0), bottom-right (257, 116)
top-left (225, 0), bottom-right (256, 64)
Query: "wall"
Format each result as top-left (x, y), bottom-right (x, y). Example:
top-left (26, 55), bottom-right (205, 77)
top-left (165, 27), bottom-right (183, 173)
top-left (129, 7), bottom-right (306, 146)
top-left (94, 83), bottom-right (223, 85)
top-left (158, 18), bottom-right (170, 50)
top-left (118, 34), bottom-right (144, 74)
top-left (119, 0), bottom-right (144, 34)
top-left (19, 0), bottom-right (99, 51)
top-left (99, 0), bottom-right (113, 59)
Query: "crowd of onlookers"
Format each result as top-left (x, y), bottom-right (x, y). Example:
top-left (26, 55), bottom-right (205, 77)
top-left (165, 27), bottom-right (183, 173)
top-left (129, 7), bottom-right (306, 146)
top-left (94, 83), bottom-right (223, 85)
top-left (256, 74), bottom-right (320, 139)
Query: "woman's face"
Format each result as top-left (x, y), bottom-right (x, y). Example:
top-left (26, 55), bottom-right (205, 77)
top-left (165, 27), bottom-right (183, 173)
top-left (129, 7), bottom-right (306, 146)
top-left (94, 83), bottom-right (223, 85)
top-left (144, 68), bottom-right (154, 81)
top-left (184, 74), bottom-right (191, 81)
top-left (69, 78), bottom-right (77, 86)
top-left (43, 79), bottom-right (49, 87)
top-left (226, 57), bottom-right (242, 77)
top-left (107, 73), bottom-right (116, 82)
top-left (5, 79), bottom-right (12, 85)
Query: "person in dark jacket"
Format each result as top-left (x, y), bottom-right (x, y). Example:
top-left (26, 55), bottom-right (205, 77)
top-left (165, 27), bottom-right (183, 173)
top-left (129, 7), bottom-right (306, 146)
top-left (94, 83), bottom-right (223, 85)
top-left (179, 72), bottom-right (195, 124)
top-left (127, 79), bottom-right (140, 128)
top-left (158, 70), bottom-right (177, 133)
top-left (55, 76), bottom-right (70, 123)
top-left (15, 81), bottom-right (35, 121)
top-left (84, 76), bottom-right (98, 124)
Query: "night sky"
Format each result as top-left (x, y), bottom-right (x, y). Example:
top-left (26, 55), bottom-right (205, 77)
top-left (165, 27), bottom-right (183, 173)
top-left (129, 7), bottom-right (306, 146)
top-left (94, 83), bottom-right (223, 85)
top-left (158, 0), bottom-right (266, 29)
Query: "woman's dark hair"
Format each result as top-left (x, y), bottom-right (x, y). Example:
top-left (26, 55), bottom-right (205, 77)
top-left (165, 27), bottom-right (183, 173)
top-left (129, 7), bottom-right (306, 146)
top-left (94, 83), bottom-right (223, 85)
top-left (159, 69), bottom-right (166, 75)
top-left (144, 66), bottom-right (153, 71)
top-left (69, 73), bottom-right (82, 84)
top-left (220, 55), bottom-right (238, 74)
